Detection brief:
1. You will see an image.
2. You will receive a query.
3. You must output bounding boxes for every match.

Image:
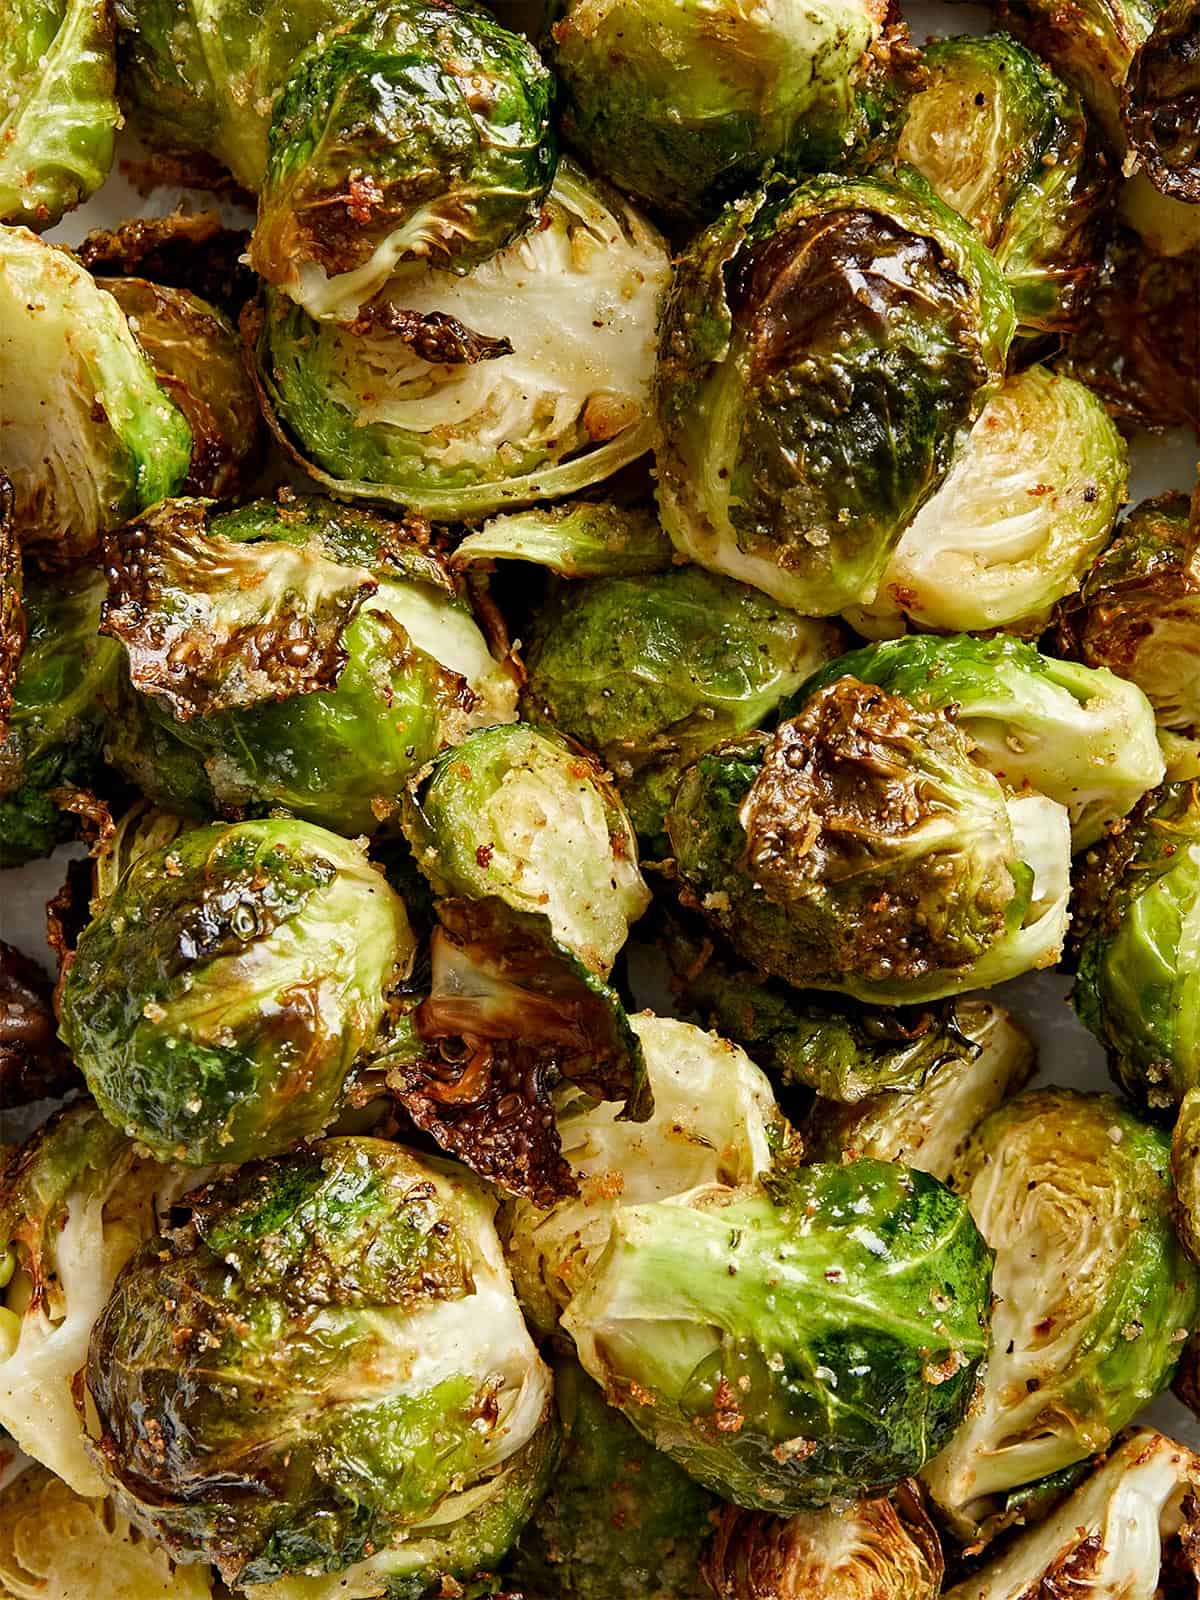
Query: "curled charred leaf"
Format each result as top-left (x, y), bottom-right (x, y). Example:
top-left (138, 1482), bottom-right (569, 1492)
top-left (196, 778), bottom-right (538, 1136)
top-left (655, 171), bottom-right (1014, 615)
top-left (801, 1000), bottom-right (1036, 1181)
top-left (922, 1089), bottom-right (1200, 1544)
top-left (849, 367), bottom-right (1127, 638)
top-left (1123, 0), bottom-right (1200, 201)
top-left (249, 161), bottom-right (671, 519)
top-left (798, 633), bottom-right (1165, 850)
top-left (0, 0), bottom-right (119, 229)
top-left (393, 896), bottom-right (650, 1208)
top-left (667, 681), bottom-right (1071, 1004)
top-left (59, 818), bottom-right (415, 1164)
top-left (0, 231), bottom-right (192, 566)
top-left (893, 35), bottom-right (1113, 333)
top-left (0, 941), bottom-right (79, 1108)
top-left (563, 1158), bottom-right (992, 1511)
top-left (404, 723), bottom-right (649, 975)
top-left (550, 0), bottom-right (891, 222)
top-left (85, 1138), bottom-right (553, 1588)
top-left (703, 1483), bottom-right (943, 1600)
top-left (502, 1011), bottom-right (791, 1332)
top-left (78, 211), bottom-right (256, 316)
top-left (253, 0), bottom-right (556, 318)
top-left (942, 1429), bottom-right (1200, 1599)
top-left (452, 501), bottom-right (676, 578)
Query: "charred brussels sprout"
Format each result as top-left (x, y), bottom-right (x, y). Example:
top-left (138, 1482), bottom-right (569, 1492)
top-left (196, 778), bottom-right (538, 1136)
top-left (550, 0), bottom-right (889, 222)
top-left (86, 1138), bottom-right (554, 1589)
top-left (667, 679), bottom-right (1071, 1004)
top-left (562, 1158), bottom-right (992, 1511)
top-left (521, 567), bottom-right (843, 843)
top-left (253, 0), bottom-right (556, 319)
top-left (655, 172), bottom-right (1014, 615)
top-left (0, 231), bottom-right (192, 565)
top-left (0, 1), bottom-right (118, 228)
top-left (922, 1089), bottom-right (1199, 1543)
top-left (0, 940), bottom-right (80, 1106)
top-left (851, 367), bottom-right (1127, 638)
top-left (894, 35), bottom-right (1111, 333)
top-left (59, 818), bottom-right (415, 1164)
top-left (252, 161), bottom-right (669, 518)
top-left (404, 723), bottom-right (649, 974)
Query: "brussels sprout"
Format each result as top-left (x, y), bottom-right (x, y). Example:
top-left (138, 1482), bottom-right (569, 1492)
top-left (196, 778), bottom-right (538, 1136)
top-left (799, 634), bottom-right (1165, 850)
top-left (550, 0), bottom-right (890, 222)
top-left (251, 161), bottom-right (670, 519)
top-left (942, 1429), bottom-right (1200, 1600)
top-left (0, 1), bottom-right (119, 228)
top-left (563, 1158), bottom-right (992, 1510)
top-left (103, 496), bottom-right (517, 837)
top-left (1072, 781), bottom-right (1200, 1110)
top-left (1121, 166), bottom-right (1200, 254)
top-left (0, 230), bottom-right (192, 566)
top-left (921, 1089), bottom-right (1199, 1543)
top-left (253, 0), bottom-right (556, 319)
top-left (1173, 1087), bottom-right (1200, 1264)
top-left (510, 1356), bottom-right (717, 1600)
top-left (502, 1011), bottom-right (791, 1332)
top-left (849, 367), bottom-right (1127, 638)
top-left (452, 501), bottom-right (675, 578)
top-left (0, 1104), bottom-right (188, 1496)
top-left (86, 1138), bottom-right (554, 1589)
top-left (703, 1483), bottom-right (943, 1600)
top-left (113, 0), bottom-right (362, 191)
top-left (521, 567), bottom-right (844, 843)
top-left (59, 818), bottom-right (415, 1164)
top-left (0, 565), bottom-right (120, 868)
top-left (404, 723), bottom-right (649, 975)
top-left (655, 171), bottom-right (1014, 615)
top-left (893, 35), bottom-right (1112, 333)
top-left (0, 1464), bottom-right (215, 1600)
top-left (0, 941), bottom-right (79, 1107)
top-left (666, 681), bottom-right (1071, 1004)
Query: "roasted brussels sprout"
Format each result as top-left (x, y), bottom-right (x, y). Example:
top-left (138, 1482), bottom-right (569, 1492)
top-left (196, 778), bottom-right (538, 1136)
top-left (1173, 1087), bottom-right (1200, 1264)
top-left (799, 634), bottom-right (1165, 849)
top-left (0, 1), bottom-right (118, 228)
top-left (0, 230), bottom-right (192, 565)
top-left (451, 501), bottom-right (675, 578)
top-left (521, 567), bottom-right (843, 843)
top-left (667, 680), bottom-right (1071, 1004)
top-left (59, 818), bottom-right (415, 1164)
top-left (251, 161), bottom-right (670, 518)
top-left (922, 1089), bottom-right (1199, 1542)
top-left (102, 496), bottom-right (517, 836)
top-left (655, 171), bottom-right (1014, 615)
top-left (0, 941), bottom-right (79, 1107)
top-left (703, 1483), bottom-right (943, 1600)
top-left (502, 1011), bottom-right (791, 1332)
top-left (404, 723), bottom-right (649, 974)
top-left (253, 0), bottom-right (556, 318)
top-left (563, 1158), bottom-right (992, 1510)
top-left (550, 0), bottom-right (891, 222)
top-left (893, 35), bottom-right (1111, 333)
top-left (849, 367), bottom-right (1127, 638)
top-left (86, 1138), bottom-right (553, 1590)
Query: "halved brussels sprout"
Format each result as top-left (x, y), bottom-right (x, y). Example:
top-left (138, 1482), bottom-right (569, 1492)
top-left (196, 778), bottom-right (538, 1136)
top-left (849, 367), bottom-right (1127, 638)
top-left (251, 161), bottom-right (670, 519)
top-left (522, 567), bottom-right (844, 843)
top-left (667, 681), bottom-right (1071, 1004)
top-left (86, 1138), bottom-right (554, 1589)
top-left (894, 35), bottom-right (1112, 333)
top-left (404, 723), bottom-right (649, 975)
top-left (798, 634), bottom-right (1165, 850)
top-left (452, 501), bottom-right (676, 578)
top-left (254, 0), bottom-right (556, 318)
top-left (59, 818), bottom-right (415, 1164)
top-left (563, 1159), bottom-right (992, 1511)
top-left (655, 171), bottom-right (1014, 615)
top-left (550, 0), bottom-right (890, 221)
top-left (922, 1089), bottom-right (1199, 1543)
top-left (704, 1484), bottom-right (943, 1600)
top-left (0, 230), bottom-right (192, 565)
top-left (942, 1429), bottom-right (1200, 1600)
top-left (502, 1011), bottom-right (791, 1333)
top-left (0, 1), bottom-right (119, 228)
top-left (103, 496), bottom-right (517, 837)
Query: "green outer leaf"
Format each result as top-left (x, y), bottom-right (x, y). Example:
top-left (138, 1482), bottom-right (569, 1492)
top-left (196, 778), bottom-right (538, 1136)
top-left (452, 502), bottom-right (676, 578)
